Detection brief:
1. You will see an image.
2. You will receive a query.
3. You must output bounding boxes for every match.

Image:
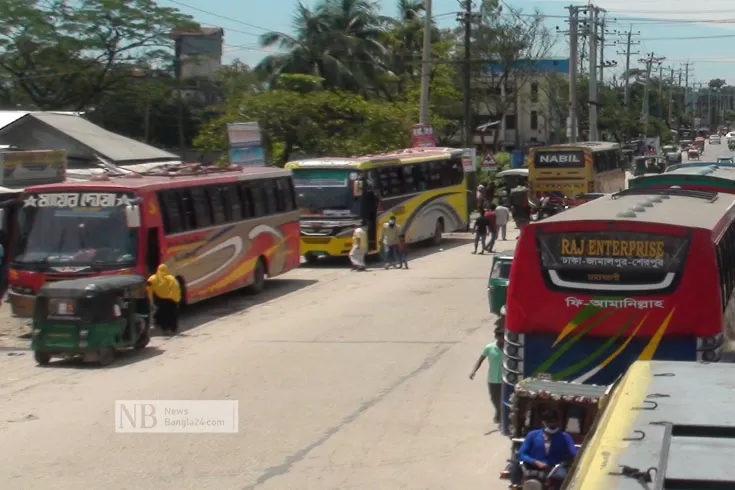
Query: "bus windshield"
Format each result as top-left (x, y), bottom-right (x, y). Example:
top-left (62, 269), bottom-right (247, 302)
top-left (13, 192), bottom-right (138, 269)
top-left (292, 169), bottom-right (362, 217)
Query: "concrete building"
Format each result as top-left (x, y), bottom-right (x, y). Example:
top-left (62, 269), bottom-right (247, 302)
top-left (473, 59), bottom-right (569, 151)
top-left (172, 27), bottom-right (224, 79)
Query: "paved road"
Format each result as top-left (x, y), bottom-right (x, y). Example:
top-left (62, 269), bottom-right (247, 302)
top-left (0, 231), bottom-right (516, 490)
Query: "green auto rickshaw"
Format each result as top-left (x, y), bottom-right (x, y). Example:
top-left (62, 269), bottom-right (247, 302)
top-left (487, 250), bottom-right (515, 316)
top-left (31, 275), bottom-right (151, 366)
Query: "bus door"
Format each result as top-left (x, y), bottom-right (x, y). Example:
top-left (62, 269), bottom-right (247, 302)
top-left (360, 176), bottom-right (378, 251)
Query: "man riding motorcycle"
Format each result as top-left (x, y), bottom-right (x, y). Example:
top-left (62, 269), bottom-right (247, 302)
top-left (509, 410), bottom-right (578, 489)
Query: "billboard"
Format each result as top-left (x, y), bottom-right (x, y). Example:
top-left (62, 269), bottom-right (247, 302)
top-left (226, 122), bottom-right (265, 166)
top-left (0, 149), bottom-right (66, 188)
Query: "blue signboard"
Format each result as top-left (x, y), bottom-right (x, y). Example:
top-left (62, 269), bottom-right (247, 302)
top-left (229, 147), bottom-right (265, 166)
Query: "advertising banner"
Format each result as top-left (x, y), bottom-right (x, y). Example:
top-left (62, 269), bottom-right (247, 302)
top-left (411, 124), bottom-right (436, 147)
top-left (226, 122), bottom-right (265, 166)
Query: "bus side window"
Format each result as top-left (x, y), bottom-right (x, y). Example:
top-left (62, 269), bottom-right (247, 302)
top-left (237, 183), bottom-right (254, 219)
top-left (449, 158), bottom-right (463, 185)
top-left (275, 177), bottom-right (294, 211)
top-left (249, 184), bottom-right (266, 217)
top-left (263, 179), bottom-right (278, 215)
top-left (158, 191), bottom-right (184, 234)
top-left (223, 184), bottom-right (243, 221)
top-left (427, 161), bottom-right (442, 189)
top-left (190, 187), bottom-right (213, 228)
top-left (403, 165), bottom-right (417, 193)
top-left (206, 186), bottom-right (227, 225)
top-left (178, 189), bottom-right (197, 230)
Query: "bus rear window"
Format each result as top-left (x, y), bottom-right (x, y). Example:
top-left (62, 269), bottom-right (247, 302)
top-left (537, 230), bottom-right (690, 293)
top-left (534, 150), bottom-right (585, 169)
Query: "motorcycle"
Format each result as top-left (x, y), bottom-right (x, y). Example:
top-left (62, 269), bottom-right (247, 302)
top-left (511, 462), bottom-right (568, 490)
top-left (534, 195), bottom-right (568, 220)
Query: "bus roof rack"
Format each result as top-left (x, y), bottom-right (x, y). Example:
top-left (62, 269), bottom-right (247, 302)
top-left (611, 187), bottom-right (719, 201)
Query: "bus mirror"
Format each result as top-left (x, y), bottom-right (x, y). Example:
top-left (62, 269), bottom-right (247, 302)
top-left (125, 205), bottom-right (141, 228)
top-left (0, 208), bottom-right (5, 231)
top-left (353, 180), bottom-right (363, 197)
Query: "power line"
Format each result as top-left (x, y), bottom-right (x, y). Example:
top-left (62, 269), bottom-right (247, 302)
top-left (166, 0), bottom-right (275, 33)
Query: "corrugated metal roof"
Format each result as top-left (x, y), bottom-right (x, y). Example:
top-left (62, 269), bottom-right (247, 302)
top-left (0, 111), bottom-right (84, 131)
top-left (13, 113), bottom-right (178, 164)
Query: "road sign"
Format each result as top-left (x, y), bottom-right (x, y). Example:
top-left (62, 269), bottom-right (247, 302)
top-left (462, 148), bottom-right (476, 172)
top-left (481, 152), bottom-right (497, 169)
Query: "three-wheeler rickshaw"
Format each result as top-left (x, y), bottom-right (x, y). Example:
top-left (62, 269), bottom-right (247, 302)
top-left (31, 275), bottom-right (151, 366)
top-left (488, 250), bottom-right (514, 317)
top-left (694, 136), bottom-right (705, 153)
top-left (499, 377), bottom-right (611, 489)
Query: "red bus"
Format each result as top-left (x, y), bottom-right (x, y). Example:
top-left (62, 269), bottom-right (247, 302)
top-left (505, 187), bottom-right (734, 389)
top-left (7, 164), bottom-right (300, 317)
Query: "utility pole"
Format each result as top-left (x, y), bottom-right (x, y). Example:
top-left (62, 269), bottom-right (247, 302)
top-left (640, 52), bottom-right (665, 137)
top-left (682, 62), bottom-right (693, 117)
top-left (418, 0), bottom-right (432, 124)
top-left (668, 67), bottom-right (675, 124)
top-left (566, 5), bottom-right (581, 143)
top-left (588, 7), bottom-right (599, 141)
top-left (598, 14), bottom-right (605, 84)
top-left (617, 26), bottom-right (640, 110)
top-left (457, 1), bottom-right (480, 149)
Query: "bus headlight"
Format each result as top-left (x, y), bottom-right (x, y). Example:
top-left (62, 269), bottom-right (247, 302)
top-left (507, 373), bottom-right (519, 385)
top-left (506, 331), bottom-right (519, 342)
top-left (506, 345), bottom-right (519, 356)
top-left (506, 359), bottom-right (519, 370)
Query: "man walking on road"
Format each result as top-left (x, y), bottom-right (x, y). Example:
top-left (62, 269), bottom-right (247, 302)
top-left (484, 204), bottom-right (498, 253)
top-left (472, 208), bottom-right (489, 254)
top-left (470, 327), bottom-right (505, 424)
top-left (349, 222), bottom-right (368, 271)
top-left (381, 216), bottom-right (401, 269)
top-left (494, 203), bottom-right (510, 240)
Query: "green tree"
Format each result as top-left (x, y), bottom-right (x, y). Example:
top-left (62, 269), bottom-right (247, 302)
top-left (257, 0), bottom-right (387, 93)
top-left (0, 0), bottom-right (196, 110)
top-left (194, 75), bottom-right (449, 165)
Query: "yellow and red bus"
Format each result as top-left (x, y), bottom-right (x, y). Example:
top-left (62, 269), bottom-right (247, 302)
top-left (528, 142), bottom-right (626, 198)
top-left (7, 164), bottom-right (300, 317)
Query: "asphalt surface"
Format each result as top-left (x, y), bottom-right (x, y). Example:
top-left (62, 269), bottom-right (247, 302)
top-left (2, 142), bottom-right (731, 489)
top-left (0, 230), bottom-right (517, 489)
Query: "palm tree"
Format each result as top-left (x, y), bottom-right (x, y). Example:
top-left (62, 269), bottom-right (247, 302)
top-left (257, 0), bottom-right (387, 92)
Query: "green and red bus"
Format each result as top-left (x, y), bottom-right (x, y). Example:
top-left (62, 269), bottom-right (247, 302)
top-left (6, 164), bottom-right (301, 317)
top-left (501, 188), bottom-right (735, 429)
top-left (629, 164), bottom-right (735, 193)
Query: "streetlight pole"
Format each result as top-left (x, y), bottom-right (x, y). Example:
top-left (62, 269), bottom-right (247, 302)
top-left (418, 0), bottom-right (432, 124)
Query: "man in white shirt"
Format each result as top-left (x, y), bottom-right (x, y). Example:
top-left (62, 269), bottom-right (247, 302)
top-left (349, 222), bottom-right (368, 271)
top-left (494, 204), bottom-right (510, 240)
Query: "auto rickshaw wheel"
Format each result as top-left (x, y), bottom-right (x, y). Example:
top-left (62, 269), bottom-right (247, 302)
top-left (99, 347), bottom-right (115, 366)
top-left (134, 332), bottom-right (150, 350)
top-left (34, 351), bottom-right (51, 366)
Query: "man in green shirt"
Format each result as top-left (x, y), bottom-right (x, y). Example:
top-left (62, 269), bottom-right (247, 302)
top-left (469, 328), bottom-right (505, 423)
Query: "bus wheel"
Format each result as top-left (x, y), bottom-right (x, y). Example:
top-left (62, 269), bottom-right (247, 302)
top-left (249, 258), bottom-right (266, 295)
top-left (432, 220), bottom-right (444, 246)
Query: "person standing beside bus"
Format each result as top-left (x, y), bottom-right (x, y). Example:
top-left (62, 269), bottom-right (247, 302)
top-left (380, 216), bottom-right (401, 269)
top-left (398, 233), bottom-right (409, 269)
top-left (147, 264), bottom-right (182, 335)
top-left (349, 222), bottom-right (368, 271)
top-left (469, 327), bottom-right (505, 424)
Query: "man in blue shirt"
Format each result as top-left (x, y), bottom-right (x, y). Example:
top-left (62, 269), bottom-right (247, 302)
top-left (510, 409), bottom-right (578, 488)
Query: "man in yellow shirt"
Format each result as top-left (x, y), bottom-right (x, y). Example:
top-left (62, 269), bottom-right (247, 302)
top-left (349, 222), bottom-right (368, 271)
top-left (380, 216), bottom-right (401, 269)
